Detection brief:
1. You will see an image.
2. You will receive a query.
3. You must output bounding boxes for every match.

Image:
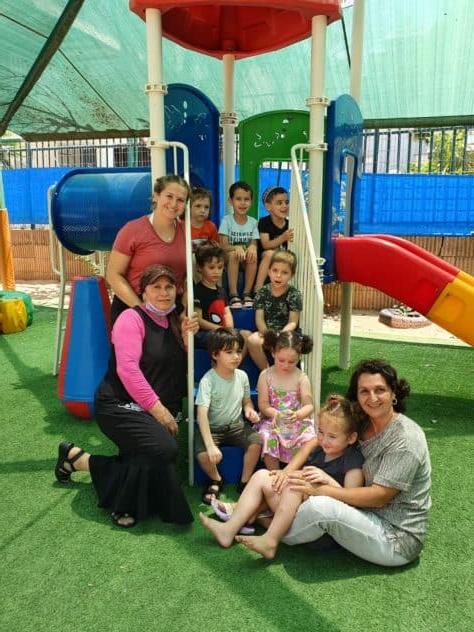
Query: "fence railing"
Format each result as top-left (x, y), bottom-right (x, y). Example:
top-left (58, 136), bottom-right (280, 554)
top-left (0, 138), bottom-right (152, 170)
top-left (362, 126), bottom-right (474, 174)
top-left (3, 125), bottom-right (474, 175)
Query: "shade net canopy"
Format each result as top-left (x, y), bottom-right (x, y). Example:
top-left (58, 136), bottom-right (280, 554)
top-left (1, 0), bottom-right (474, 140)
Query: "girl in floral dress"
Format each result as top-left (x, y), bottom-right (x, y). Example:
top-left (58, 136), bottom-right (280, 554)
top-left (256, 330), bottom-right (315, 469)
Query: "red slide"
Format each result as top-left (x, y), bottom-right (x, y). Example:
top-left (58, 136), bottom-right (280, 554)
top-left (334, 235), bottom-right (457, 315)
top-left (334, 235), bottom-right (474, 346)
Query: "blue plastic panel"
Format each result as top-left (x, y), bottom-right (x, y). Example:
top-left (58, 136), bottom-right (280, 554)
top-left (166, 83), bottom-right (220, 223)
top-left (323, 94), bottom-right (364, 283)
top-left (62, 277), bottom-right (111, 409)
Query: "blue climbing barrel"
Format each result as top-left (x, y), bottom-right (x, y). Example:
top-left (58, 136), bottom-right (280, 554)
top-left (51, 167), bottom-right (152, 255)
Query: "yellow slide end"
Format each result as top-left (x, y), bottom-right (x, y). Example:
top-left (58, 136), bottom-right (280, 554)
top-left (457, 270), bottom-right (474, 289)
top-left (427, 272), bottom-right (474, 346)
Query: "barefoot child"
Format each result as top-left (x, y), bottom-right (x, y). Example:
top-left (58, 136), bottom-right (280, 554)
top-left (254, 186), bottom-right (293, 292)
top-left (256, 330), bottom-right (315, 469)
top-left (218, 181), bottom-right (259, 308)
top-left (199, 394), bottom-right (364, 558)
top-left (195, 328), bottom-right (262, 503)
top-left (247, 250), bottom-right (302, 370)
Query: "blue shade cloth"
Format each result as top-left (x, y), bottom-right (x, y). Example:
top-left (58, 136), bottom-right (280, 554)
top-left (4, 166), bottom-right (474, 237)
top-left (3, 167), bottom-right (71, 224)
top-left (355, 174), bottom-right (474, 236)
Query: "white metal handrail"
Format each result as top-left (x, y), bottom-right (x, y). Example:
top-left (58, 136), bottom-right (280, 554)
top-left (289, 143), bottom-right (325, 408)
top-left (48, 184), bottom-right (68, 375)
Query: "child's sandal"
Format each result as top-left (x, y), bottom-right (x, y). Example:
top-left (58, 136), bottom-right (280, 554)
top-left (229, 295), bottom-right (243, 308)
top-left (242, 295), bottom-right (253, 308)
top-left (202, 479), bottom-right (224, 505)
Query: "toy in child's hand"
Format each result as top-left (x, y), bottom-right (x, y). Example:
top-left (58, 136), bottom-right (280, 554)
top-left (246, 409), bottom-right (260, 424)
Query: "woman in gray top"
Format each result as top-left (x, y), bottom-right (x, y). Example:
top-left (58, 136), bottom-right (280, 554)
top-left (208, 358), bottom-right (431, 565)
top-left (275, 358), bottom-right (431, 565)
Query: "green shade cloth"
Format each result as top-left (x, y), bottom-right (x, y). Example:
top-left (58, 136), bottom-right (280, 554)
top-left (1, 0), bottom-right (474, 139)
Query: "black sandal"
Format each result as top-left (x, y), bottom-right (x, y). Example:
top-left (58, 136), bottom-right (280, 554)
top-left (242, 294), bottom-right (253, 308)
top-left (229, 295), bottom-right (243, 308)
top-left (54, 441), bottom-right (85, 484)
top-left (111, 512), bottom-right (136, 528)
top-left (202, 479), bottom-right (224, 505)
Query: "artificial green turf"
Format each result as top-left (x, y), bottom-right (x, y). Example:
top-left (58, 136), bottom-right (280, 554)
top-left (1, 306), bottom-right (473, 632)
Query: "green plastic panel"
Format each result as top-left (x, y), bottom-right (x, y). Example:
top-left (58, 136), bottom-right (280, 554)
top-left (239, 110), bottom-right (309, 218)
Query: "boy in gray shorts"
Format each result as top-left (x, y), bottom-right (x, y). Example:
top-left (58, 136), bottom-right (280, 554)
top-left (195, 328), bottom-right (262, 504)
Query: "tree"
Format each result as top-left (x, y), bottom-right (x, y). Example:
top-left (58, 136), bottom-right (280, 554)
top-left (410, 129), bottom-right (474, 174)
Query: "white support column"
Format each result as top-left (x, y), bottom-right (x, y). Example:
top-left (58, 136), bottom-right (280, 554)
top-left (306, 15), bottom-right (329, 406)
top-left (221, 54), bottom-right (237, 214)
top-left (145, 8), bottom-right (167, 185)
top-left (339, 0), bottom-right (365, 369)
top-left (307, 15), bottom-right (329, 257)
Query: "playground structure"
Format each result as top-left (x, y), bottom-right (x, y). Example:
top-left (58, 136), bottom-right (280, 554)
top-left (50, 0), bottom-right (343, 484)
top-left (41, 1), bottom-right (474, 484)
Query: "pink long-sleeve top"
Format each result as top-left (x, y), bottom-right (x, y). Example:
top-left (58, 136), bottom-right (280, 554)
top-left (112, 306), bottom-right (169, 411)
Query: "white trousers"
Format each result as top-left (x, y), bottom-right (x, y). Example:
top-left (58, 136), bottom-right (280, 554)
top-left (282, 496), bottom-right (411, 567)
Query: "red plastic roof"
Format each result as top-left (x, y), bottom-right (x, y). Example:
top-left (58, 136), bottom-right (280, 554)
top-left (130, 1), bottom-right (341, 59)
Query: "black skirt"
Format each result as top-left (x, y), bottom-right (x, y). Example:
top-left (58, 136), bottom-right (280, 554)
top-left (90, 392), bottom-right (193, 525)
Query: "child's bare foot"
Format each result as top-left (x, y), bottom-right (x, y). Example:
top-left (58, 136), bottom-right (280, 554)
top-left (198, 512), bottom-right (235, 548)
top-left (235, 534), bottom-right (278, 559)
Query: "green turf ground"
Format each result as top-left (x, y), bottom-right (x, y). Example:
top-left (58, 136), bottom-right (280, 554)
top-left (1, 306), bottom-right (473, 632)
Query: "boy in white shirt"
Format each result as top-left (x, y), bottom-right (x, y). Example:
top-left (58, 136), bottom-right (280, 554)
top-left (218, 181), bottom-right (259, 308)
top-left (195, 328), bottom-right (261, 504)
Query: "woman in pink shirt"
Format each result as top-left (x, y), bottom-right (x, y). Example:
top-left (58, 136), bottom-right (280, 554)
top-left (107, 174), bottom-right (190, 322)
top-left (54, 264), bottom-right (198, 528)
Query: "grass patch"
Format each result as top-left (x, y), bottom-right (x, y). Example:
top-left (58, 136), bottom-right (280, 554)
top-left (1, 307), bottom-right (473, 631)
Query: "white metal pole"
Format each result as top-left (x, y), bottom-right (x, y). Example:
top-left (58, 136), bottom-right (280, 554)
top-left (221, 54), bottom-right (237, 214)
top-left (145, 8), bottom-right (167, 185)
top-left (339, 0), bottom-right (365, 369)
top-left (306, 15), bottom-right (329, 406)
top-left (307, 15), bottom-right (329, 257)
